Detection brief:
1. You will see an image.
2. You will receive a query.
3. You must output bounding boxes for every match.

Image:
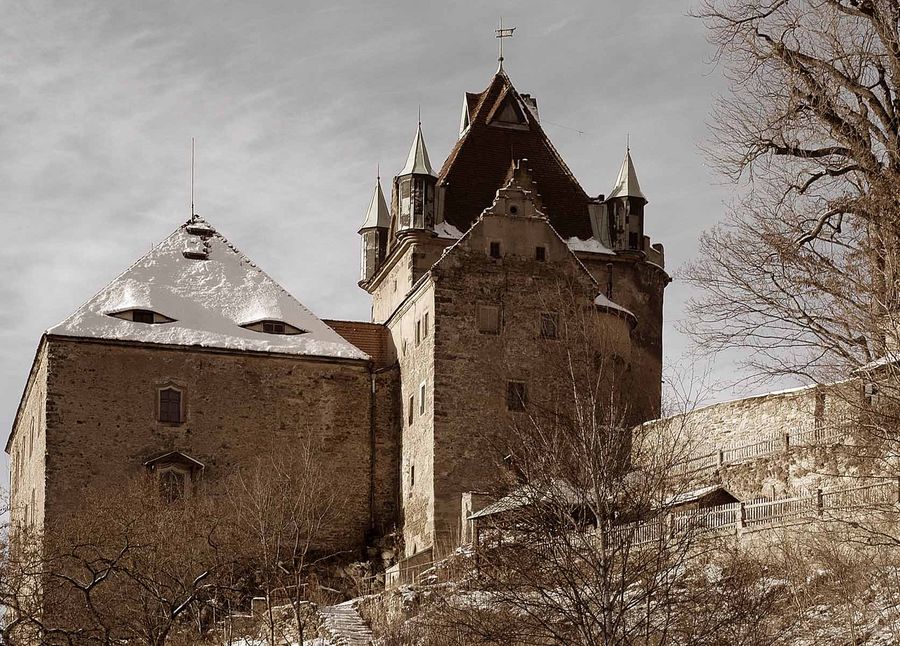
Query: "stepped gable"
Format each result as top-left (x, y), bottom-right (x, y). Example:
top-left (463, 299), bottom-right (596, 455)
top-left (48, 218), bottom-right (368, 361)
top-left (438, 70), bottom-right (594, 239)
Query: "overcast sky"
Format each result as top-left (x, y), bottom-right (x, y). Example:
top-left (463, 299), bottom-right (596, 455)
top-left (0, 1), bottom-right (789, 463)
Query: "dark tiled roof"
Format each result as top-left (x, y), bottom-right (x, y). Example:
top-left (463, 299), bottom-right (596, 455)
top-left (438, 72), bottom-right (594, 239)
top-left (324, 320), bottom-right (393, 368)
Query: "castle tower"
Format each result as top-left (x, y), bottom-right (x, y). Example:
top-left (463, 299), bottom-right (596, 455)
top-left (358, 175), bottom-right (390, 283)
top-left (392, 122), bottom-right (437, 237)
top-left (363, 67), bottom-right (669, 559)
top-left (606, 147), bottom-right (647, 253)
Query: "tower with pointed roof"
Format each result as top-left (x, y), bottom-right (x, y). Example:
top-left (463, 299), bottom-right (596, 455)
top-left (360, 64), bottom-right (669, 559)
top-left (359, 176), bottom-right (390, 282)
top-left (606, 147), bottom-right (648, 253)
top-left (392, 122), bottom-right (437, 238)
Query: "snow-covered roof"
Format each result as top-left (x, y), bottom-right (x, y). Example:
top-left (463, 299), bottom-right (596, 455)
top-left (854, 352), bottom-right (900, 374)
top-left (566, 236), bottom-right (614, 255)
top-left (48, 218), bottom-right (369, 361)
top-left (398, 122), bottom-right (436, 176)
top-left (607, 148), bottom-right (645, 201)
top-left (469, 480), bottom-right (585, 520)
top-left (433, 221), bottom-right (465, 240)
top-left (359, 178), bottom-right (390, 231)
top-left (594, 293), bottom-right (636, 322)
top-left (665, 485), bottom-right (737, 508)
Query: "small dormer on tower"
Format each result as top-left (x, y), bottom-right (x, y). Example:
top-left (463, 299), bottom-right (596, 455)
top-left (606, 148), bottom-right (647, 253)
top-left (393, 122), bottom-right (437, 237)
top-left (359, 176), bottom-right (390, 283)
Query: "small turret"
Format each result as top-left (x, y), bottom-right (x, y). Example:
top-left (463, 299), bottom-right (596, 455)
top-left (606, 147), bottom-right (647, 252)
top-left (359, 176), bottom-right (390, 283)
top-left (393, 122), bottom-right (437, 236)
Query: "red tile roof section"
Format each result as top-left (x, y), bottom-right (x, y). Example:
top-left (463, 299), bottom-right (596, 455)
top-left (324, 320), bottom-right (393, 368)
top-left (437, 72), bottom-right (595, 239)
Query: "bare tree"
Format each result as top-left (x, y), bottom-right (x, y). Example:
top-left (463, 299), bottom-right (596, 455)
top-left (380, 282), bottom-right (786, 645)
top-left (686, 0), bottom-right (900, 382)
top-left (221, 443), bottom-right (338, 646)
top-left (1, 477), bottom-right (225, 646)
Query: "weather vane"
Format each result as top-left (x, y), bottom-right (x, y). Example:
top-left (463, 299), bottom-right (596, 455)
top-left (496, 17), bottom-right (516, 69)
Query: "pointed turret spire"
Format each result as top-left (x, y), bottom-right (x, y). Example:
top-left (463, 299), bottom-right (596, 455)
top-left (607, 147), bottom-right (646, 202)
top-left (399, 122), bottom-right (436, 177)
top-left (359, 175), bottom-right (390, 232)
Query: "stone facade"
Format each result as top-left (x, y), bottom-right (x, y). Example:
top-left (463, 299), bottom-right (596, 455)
top-left (9, 337), bottom-right (390, 555)
top-left (644, 381), bottom-right (879, 500)
top-left (9, 344), bottom-right (48, 531)
top-left (365, 163), bottom-right (664, 556)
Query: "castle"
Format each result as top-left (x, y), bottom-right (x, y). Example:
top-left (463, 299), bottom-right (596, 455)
top-left (6, 66), bottom-right (669, 562)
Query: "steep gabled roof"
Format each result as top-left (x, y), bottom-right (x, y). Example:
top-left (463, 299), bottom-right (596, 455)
top-left (48, 219), bottom-right (368, 360)
top-left (437, 71), bottom-right (594, 239)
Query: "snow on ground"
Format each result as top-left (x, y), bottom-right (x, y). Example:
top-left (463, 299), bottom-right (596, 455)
top-left (48, 219), bottom-right (369, 360)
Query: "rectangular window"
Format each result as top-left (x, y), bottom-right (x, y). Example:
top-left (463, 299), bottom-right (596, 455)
top-left (507, 381), bottom-right (527, 411)
top-left (540, 312), bottom-right (559, 339)
top-left (263, 321), bottom-right (285, 334)
top-left (416, 320), bottom-right (421, 345)
top-left (489, 241), bottom-right (501, 258)
top-left (133, 310), bottom-right (154, 324)
top-left (628, 232), bottom-right (640, 250)
top-left (477, 304), bottom-right (501, 335)
top-left (408, 395), bottom-right (414, 426)
top-left (159, 388), bottom-right (182, 423)
top-left (410, 464), bottom-right (415, 491)
top-left (423, 312), bottom-right (429, 338)
top-left (535, 246), bottom-right (546, 262)
top-left (419, 382), bottom-right (426, 415)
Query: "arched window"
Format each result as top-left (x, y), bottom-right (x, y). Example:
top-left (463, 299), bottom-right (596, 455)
top-left (159, 387), bottom-right (182, 423)
top-left (144, 451), bottom-right (204, 502)
top-left (158, 466), bottom-right (188, 502)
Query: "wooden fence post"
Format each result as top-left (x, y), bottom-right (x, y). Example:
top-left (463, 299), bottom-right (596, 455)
top-left (817, 488), bottom-right (824, 516)
top-left (739, 502), bottom-right (746, 531)
top-left (718, 449), bottom-right (724, 468)
top-left (784, 431), bottom-right (791, 452)
top-left (896, 476), bottom-right (900, 504)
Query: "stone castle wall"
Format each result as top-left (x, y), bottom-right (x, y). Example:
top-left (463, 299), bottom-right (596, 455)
top-left (387, 281), bottom-right (436, 557)
top-left (372, 365), bottom-right (401, 535)
top-left (430, 214), bottom-right (638, 551)
top-left (9, 342), bottom-right (48, 531)
top-left (38, 337), bottom-right (378, 555)
top-left (646, 381), bottom-right (874, 500)
top-left (578, 253), bottom-right (668, 421)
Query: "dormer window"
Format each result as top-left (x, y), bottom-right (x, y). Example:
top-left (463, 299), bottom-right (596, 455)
top-left (144, 451), bottom-right (204, 502)
top-left (240, 320), bottom-right (306, 335)
top-left (108, 309), bottom-right (175, 324)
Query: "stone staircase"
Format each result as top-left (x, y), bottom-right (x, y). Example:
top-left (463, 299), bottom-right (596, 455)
top-left (319, 600), bottom-right (374, 646)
